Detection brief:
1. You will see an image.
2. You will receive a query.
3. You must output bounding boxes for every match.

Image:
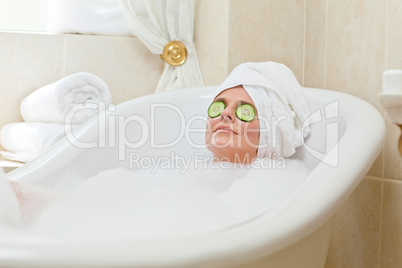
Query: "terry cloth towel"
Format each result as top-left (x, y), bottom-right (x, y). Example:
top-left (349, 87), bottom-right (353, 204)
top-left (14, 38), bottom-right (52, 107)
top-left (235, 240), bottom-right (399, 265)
top-left (20, 72), bottom-right (112, 125)
top-left (47, 0), bottom-right (135, 36)
top-left (0, 123), bottom-right (67, 163)
top-left (214, 61), bottom-right (311, 158)
top-left (0, 168), bottom-right (20, 228)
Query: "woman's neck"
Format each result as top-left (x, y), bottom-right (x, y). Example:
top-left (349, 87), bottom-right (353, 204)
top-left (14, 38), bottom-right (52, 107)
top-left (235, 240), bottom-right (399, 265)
top-left (213, 152), bottom-right (257, 165)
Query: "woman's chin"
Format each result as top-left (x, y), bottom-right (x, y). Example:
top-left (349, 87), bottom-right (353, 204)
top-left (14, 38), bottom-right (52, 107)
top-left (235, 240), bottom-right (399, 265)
top-left (210, 134), bottom-right (235, 147)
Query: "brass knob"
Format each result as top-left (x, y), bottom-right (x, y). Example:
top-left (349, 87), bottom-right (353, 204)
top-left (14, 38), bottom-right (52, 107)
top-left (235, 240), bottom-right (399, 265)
top-left (161, 40), bottom-right (188, 66)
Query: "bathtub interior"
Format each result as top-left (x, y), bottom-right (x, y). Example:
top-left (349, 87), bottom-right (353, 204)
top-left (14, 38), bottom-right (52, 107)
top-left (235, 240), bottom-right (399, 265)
top-left (0, 86), bottom-right (385, 268)
top-left (8, 86), bottom-right (345, 191)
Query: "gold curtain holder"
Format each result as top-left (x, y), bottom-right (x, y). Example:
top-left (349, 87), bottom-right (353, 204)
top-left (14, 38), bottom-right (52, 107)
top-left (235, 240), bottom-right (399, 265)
top-left (160, 40), bottom-right (188, 66)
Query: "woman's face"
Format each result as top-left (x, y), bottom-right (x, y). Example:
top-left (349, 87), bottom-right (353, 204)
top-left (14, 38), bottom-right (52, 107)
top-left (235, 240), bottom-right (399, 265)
top-left (205, 86), bottom-right (260, 164)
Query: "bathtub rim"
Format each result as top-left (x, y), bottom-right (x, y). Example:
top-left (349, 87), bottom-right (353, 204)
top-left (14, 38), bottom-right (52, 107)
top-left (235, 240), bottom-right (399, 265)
top-left (1, 86), bottom-right (386, 268)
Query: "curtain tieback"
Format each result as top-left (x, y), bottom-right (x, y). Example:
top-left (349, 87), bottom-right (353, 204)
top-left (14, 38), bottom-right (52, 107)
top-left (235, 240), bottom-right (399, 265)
top-left (160, 40), bottom-right (188, 66)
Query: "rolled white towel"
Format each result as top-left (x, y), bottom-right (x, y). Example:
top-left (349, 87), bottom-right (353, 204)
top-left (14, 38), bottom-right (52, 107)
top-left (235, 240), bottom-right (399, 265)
top-left (0, 168), bottom-right (20, 228)
top-left (21, 72), bottom-right (112, 125)
top-left (0, 123), bottom-right (67, 163)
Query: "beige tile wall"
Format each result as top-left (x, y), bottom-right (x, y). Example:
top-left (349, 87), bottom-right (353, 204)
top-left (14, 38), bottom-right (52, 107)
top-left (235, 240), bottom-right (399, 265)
top-left (304, 0), bottom-right (326, 89)
top-left (305, 0), bottom-right (401, 267)
top-left (63, 34), bottom-right (163, 104)
top-left (0, 32), bottom-right (163, 150)
top-left (194, 0), bottom-right (229, 86)
top-left (385, 0), bottom-right (402, 180)
top-left (227, 0), bottom-right (305, 81)
top-left (326, 177), bottom-right (382, 268)
top-left (381, 179), bottom-right (402, 268)
top-left (0, 32), bottom-right (63, 127)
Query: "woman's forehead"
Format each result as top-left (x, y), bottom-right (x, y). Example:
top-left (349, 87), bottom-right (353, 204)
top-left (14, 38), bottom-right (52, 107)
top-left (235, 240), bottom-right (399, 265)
top-left (214, 85), bottom-right (253, 103)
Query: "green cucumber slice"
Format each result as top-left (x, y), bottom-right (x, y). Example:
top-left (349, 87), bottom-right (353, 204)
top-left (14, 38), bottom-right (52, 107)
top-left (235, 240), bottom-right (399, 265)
top-left (208, 101), bottom-right (225, 118)
top-left (236, 104), bottom-right (255, 122)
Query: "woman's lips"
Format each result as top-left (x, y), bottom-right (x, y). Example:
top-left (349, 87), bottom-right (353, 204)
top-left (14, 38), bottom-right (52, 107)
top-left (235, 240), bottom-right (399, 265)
top-left (215, 125), bottom-right (236, 134)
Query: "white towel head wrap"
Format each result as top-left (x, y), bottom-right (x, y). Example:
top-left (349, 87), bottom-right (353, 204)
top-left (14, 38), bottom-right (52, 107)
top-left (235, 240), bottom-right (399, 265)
top-left (213, 61), bottom-right (310, 158)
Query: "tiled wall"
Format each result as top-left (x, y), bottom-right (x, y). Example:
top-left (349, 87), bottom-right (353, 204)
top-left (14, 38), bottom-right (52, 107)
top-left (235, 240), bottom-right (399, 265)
top-left (307, 1), bottom-right (401, 267)
top-left (194, 0), bottom-right (229, 85)
top-left (197, 0), bottom-right (402, 267)
top-left (0, 31), bottom-right (164, 150)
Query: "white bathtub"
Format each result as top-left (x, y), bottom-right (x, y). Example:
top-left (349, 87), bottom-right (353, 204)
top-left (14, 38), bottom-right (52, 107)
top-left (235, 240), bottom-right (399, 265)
top-left (2, 86), bottom-right (385, 268)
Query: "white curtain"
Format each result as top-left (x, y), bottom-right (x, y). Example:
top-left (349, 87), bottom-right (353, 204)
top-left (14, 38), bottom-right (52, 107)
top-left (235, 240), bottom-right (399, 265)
top-left (119, 0), bottom-right (204, 92)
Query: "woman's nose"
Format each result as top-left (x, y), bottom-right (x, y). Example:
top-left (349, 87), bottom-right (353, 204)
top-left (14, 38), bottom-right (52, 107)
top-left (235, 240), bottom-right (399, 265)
top-left (221, 107), bottom-right (235, 122)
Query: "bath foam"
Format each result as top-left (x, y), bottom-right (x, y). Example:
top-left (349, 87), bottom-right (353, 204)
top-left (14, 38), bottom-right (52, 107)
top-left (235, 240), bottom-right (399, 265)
top-left (8, 159), bottom-right (311, 239)
top-left (28, 168), bottom-right (234, 239)
top-left (0, 169), bottom-right (20, 228)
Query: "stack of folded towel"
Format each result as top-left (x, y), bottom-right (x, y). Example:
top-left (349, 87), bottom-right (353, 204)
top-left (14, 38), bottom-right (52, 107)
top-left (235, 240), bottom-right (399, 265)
top-left (0, 73), bottom-right (112, 163)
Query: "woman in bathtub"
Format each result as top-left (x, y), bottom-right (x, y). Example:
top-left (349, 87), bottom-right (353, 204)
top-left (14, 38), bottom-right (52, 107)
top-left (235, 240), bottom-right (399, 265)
top-left (4, 61), bottom-right (310, 226)
top-left (206, 61), bottom-right (310, 164)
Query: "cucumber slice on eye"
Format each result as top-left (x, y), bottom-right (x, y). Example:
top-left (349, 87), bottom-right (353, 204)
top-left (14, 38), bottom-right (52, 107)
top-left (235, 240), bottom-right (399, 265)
top-left (208, 101), bottom-right (225, 118)
top-left (236, 104), bottom-right (255, 122)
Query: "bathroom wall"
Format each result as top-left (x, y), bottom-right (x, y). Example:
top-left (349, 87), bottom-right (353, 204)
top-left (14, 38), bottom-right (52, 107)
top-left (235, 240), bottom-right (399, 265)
top-left (0, 32), bottom-right (163, 150)
top-left (195, 0), bottom-right (305, 86)
top-left (196, 0), bottom-right (401, 267)
top-left (307, 1), bottom-right (401, 267)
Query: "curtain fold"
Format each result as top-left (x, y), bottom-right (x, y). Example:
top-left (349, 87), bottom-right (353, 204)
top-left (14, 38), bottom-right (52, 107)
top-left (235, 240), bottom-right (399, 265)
top-left (119, 0), bottom-right (204, 92)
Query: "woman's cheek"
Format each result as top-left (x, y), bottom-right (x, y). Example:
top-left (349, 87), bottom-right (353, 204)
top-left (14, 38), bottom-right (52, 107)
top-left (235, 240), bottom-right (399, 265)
top-left (204, 119), bottom-right (214, 145)
top-left (243, 122), bottom-right (260, 147)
